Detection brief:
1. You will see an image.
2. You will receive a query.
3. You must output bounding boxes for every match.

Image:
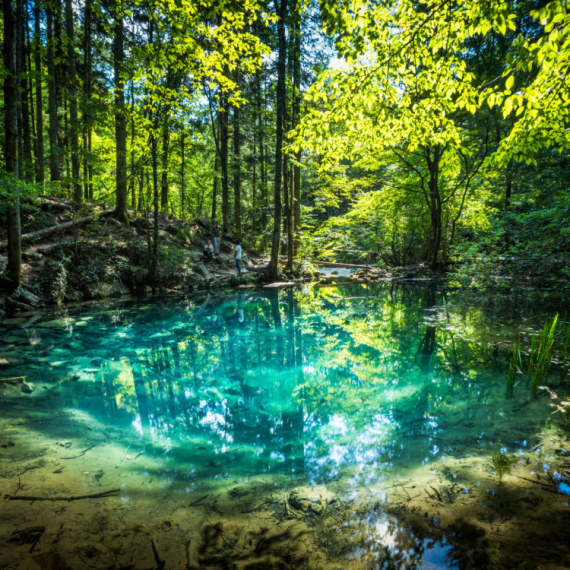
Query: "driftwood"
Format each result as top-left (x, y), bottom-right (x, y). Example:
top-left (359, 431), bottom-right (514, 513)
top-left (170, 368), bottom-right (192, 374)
top-left (0, 209), bottom-right (113, 250)
top-left (7, 488), bottom-right (120, 501)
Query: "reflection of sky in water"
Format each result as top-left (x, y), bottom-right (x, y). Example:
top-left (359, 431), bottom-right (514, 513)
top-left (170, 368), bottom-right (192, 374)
top-left (0, 285), bottom-right (562, 568)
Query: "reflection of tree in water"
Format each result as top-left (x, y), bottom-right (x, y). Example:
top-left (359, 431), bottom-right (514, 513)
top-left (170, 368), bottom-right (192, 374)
top-left (76, 285), bottom-right (547, 487)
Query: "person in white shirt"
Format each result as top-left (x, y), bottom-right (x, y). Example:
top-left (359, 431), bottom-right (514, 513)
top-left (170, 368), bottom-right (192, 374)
top-left (234, 240), bottom-right (242, 276)
top-left (202, 240), bottom-right (214, 262)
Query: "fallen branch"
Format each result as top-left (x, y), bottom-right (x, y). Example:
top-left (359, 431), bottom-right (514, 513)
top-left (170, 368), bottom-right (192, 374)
top-left (0, 209), bottom-right (113, 251)
top-left (62, 444), bottom-right (96, 460)
top-left (6, 488), bottom-right (120, 501)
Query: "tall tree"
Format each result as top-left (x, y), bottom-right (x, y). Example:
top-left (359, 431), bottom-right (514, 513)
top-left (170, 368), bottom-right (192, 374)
top-left (160, 117), bottom-right (169, 210)
top-left (291, 2), bottom-right (301, 255)
top-left (3, 0), bottom-right (21, 290)
top-left (113, 0), bottom-right (129, 222)
top-left (46, 4), bottom-right (60, 182)
top-left (34, 0), bottom-right (44, 184)
top-left (233, 104), bottom-right (241, 238)
top-left (19, 1), bottom-right (33, 182)
top-left (65, 0), bottom-right (81, 200)
top-left (268, 0), bottom-right (288, 279)
top-left (220, 95), bottom-right (230, 232)
top-left (83, 0), bottom-right (93, 199)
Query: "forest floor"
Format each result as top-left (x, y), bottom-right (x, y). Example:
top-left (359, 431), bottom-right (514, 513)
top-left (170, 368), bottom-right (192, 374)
top-left (0, 197), bottom-right (323, 318)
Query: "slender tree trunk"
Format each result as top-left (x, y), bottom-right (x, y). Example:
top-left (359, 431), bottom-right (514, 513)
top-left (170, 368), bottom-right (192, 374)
top-left (3, 0), bottom-right (21, 290)
top-left (425, 146), bottom-right (442, 268)
top-left (54, 0), bottom-right (65, 189)
top-left (150, 128), bottom-right (159, 280)
top-left (233, 104), bottom-right (241, 238)
top-left (160, 117), bottom-right (169, 211)
top-left (34, 0), bottom-right (44, 184)
top-left (292, 3), bottom-right (301, 256)
top-left (83, 0), bottom-right (92, 199)
top-left (65, 0), bottom-right (81, 200)
top-left (257, 71), bottom-right (268, 252)
top-left (26, 15), bottom-right (36, 156)
top-left (220, 95), bottom-right (230, 233)
top-left (252, 156), bottom-right (256, 238)
top-left (113, 0), bottom-right (129, 223)
top-left (180, 129), bottom-right (185, 220)
top-left (19, 2), bottom-right (33, 182)
top-left (268, 0), bottom-right (288, 280)
top-left (130, 81), bottom-right (136, 209)
top-left (212, 152), bottom-right (219, 221)
top-left (46, 5), bottom-right (60, 181)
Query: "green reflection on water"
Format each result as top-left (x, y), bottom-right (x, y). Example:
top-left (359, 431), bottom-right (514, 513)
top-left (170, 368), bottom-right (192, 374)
top-left (0, 284), bottom-right (564, 568)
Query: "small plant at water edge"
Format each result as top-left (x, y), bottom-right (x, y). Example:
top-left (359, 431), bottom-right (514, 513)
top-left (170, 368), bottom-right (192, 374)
top-left (490, 449), bottom-right (513, 480)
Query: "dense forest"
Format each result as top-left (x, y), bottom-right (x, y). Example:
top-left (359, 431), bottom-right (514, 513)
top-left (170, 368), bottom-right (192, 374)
top-left (1, 0), bottom-right (569, 294)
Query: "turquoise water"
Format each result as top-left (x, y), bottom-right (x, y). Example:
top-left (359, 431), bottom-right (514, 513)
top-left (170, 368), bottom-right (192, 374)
top-left (1, 283), bottom-right (569, 569)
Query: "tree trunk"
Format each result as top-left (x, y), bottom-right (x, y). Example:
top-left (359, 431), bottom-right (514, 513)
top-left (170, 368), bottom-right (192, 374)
top-left (268, 0), bottom-right (288, 280)
top-left (65, 0), bottom-right (81, 200)
top-left (34, 0), bottom-right (44, 184)
top-left (83, 0), bottom-right (92, 199)
top-left (220, 95), bottom-right (230, 233)
top-left (113, 0), bottom-right (129, 223)
top-left (180, 129), bottom-right (185, 219)
top-left (233, 104), bottom-right (241, 238)
top-left (160, 117), bottom-right (169, 211)
top-left (259, 72), bottom-right (268, 252)
top-left (212, 152), bottom-right (219, 222)
top-left (150, 130), bottom-right (159, 281)
top-left (292, 2), bottom-right (301, 256)
top-left (19, 2), bottom-right (33, 182)
top-left (3, 0), bottom-right (21, 290)
top-left (46, 5), bottom-right (60, 182)
top-left (130, 81), bottom-right (136, 209)
top-left (425, 146), bottom-right (442, 268)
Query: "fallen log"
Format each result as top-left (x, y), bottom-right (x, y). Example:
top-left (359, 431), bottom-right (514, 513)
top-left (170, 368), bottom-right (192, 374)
top-left (0, 209), bottom-right (113, 251)
top-left (310, 261), bottom-right (376, 269)
top-left (6, 488), bottom-right (120, 501)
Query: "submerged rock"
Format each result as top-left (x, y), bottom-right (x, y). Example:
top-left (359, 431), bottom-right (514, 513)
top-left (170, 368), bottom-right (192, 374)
top-left (8, 526), bottom-right (45, 545)
top-left (20, 381), bottom-right (35, 394)
top-left (288, 486), bottom-right (335, 515)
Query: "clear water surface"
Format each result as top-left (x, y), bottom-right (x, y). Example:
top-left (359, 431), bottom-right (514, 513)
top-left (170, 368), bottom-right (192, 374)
top-left (0, 283), bottom-right (568, 569)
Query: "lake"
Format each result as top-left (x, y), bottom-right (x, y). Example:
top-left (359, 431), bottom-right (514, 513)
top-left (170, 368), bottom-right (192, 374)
top-left (1, 282), bottom-right (569, 569)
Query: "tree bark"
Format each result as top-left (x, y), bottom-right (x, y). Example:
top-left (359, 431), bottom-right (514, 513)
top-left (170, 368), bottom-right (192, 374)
top-left (268, 0), bottom-right (288, 280)
top-left (292, 2), bottom-right (301, 256)
top-left (425, 145), bottom-right (442, 268)
top-left (3, 0), bottom-right (21, 289)
top-left (83, 0), bottom-right (92, 199)
top-left (46, 5), bottom-right (60, 182)
top-left (233, 104), bottom-right (241, 238)
top-left (160, 117), bottom-right (169, 211)
top-left (256, 71), bottom-right (267, 252)
top-left (212, 152), bottom-right (219, 222)
top-left (220, 95), bottom-right (230, 233)
top-left (19, 1), bottom-right (33, 182)
top-left (180, 129), bottom-right (185, 219)
top-left (113, 0), bottom-right (129, 223)
top-left (34, 0), bottom-right (44, 183)
top-left (65, 0), bottom-right (81, 200)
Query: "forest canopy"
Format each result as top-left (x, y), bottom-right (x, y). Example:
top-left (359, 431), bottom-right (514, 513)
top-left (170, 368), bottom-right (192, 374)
top-left (1, 0), bottom-right (569, 291)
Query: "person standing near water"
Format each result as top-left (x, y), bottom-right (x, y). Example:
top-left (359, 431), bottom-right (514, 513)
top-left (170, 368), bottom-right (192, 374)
top-left (235, 240), bottom-right (242, 276)
top-left (213, 222), bottom-right (222, 256)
